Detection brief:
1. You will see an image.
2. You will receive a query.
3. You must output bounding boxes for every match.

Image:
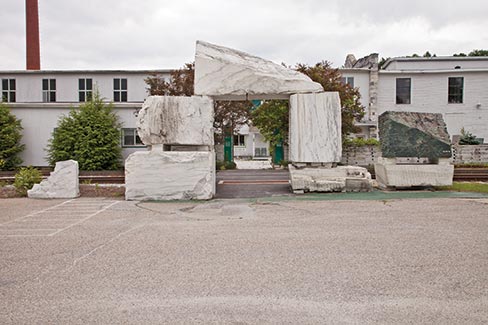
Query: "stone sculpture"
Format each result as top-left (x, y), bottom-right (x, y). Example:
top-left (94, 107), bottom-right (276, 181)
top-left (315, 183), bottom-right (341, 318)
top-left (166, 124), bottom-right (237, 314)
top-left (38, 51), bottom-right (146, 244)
top-left (125, 96), bottom-right (215, 201)
top-left (379, 111), bottom-right (452, 159)
top-left (28, 160), bottom-right (79, 199)
top-left (126, 40), bottom-right (372, 200)
top-left (194, 40), bottom-right (372, 193)
top-left (375, 111), bottom-right (454, 188)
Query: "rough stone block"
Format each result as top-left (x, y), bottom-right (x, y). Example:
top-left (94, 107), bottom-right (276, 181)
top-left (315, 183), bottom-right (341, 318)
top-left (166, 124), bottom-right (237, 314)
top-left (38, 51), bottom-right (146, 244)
top-left (379, 111), bottom-right (452, 158)
top-left (28, 160), bottom-right (79, 199)
top-left (289, 92), bottom-right (342, 163)
top-left (137, 96), bottom-right (214, 146)
top-left (194, 40), bottom-right (323, 100)
top-left (374, 158), bottom-right (454, 188)
top-left (125, 151), bottom-right (215, 201)
top-left (289, 165), bottom-right (372, 193)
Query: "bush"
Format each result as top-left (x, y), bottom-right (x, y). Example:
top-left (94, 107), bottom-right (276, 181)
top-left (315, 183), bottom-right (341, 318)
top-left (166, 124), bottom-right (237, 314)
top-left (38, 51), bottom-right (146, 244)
top-left (14, 166), bottom-right (42, 196)
top-left (343, 137), bottom-right (380, 148)
top-left (216, 161), bottom-right (237, 170)
top-left (47, 92), bottom-right (122, 170)
top-left (0, 103), bottom-right (25, 170)
top-left (459, 128), bottom-right (481, 145)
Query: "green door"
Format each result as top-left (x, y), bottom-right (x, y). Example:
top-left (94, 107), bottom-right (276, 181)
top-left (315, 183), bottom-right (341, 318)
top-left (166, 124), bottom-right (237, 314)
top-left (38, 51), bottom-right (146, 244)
top-left (273, 140), bottom-right (284, 164)
top-left (224, 135), bottom-right (233, 162)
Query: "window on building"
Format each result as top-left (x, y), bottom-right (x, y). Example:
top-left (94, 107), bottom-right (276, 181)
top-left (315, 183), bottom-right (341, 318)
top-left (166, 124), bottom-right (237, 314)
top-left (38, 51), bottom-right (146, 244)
top-left (114, 78), bottom-right (128, 102)
top-left (122, 128), bottom-right (144, 147)
top-left (255, 147), bottom-right (268, 157)
top-left (79, 78), bottom-right (93, 102)
top-left (42, 78), bottom-right (56, 102)
top-left (396, 78), bottom-right (411, 104)
top-left (233, 135), bottom-right (245, 146)
top-left (1, 79), bottom-right (16, 103)
top-left (341, 76), bottom-right (354, 88)
top-left (448, 77), bottom-right (464, 104)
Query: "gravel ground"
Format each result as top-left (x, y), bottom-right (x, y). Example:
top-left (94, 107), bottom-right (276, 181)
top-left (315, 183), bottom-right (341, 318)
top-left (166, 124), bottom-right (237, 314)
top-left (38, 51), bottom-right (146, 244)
top-left (1, 197), bottom-right (487, 324)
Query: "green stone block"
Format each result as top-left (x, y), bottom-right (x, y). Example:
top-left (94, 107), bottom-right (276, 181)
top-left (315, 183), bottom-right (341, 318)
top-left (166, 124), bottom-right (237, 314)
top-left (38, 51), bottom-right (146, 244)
top-left (379, 111), bottom-right (452, 158)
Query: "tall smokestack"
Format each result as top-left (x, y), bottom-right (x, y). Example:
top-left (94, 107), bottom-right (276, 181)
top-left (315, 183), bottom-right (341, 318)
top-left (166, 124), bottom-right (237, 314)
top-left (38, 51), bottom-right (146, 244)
top-left (26, 0), bottom-right (41, 70)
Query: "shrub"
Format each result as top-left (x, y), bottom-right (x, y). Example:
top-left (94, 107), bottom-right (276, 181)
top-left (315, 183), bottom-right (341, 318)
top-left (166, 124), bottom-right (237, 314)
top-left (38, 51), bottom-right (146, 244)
top-left (343, 137), bottom-right (380, 148)
top-left (13, 166), bottom-right (42, 196)
top-left (458, 128), bottom-right (481, 145)
top-left (216, 161), bottom-right (237, 170)
top-left (0, 103), bottom-right (25, 170)
top-left (47, 92), bottom-right (122, 170)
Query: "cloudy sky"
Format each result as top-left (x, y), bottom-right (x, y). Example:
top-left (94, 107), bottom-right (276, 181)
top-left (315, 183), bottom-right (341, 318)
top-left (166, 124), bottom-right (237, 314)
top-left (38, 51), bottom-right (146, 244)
top-left (2, 0), bottom-right (487, 70)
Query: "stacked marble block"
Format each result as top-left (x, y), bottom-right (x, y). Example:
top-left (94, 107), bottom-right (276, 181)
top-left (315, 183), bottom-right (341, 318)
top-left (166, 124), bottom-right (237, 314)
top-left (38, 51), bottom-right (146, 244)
top-left (125, 96), bottom-right (215, 200)
top-left (288, 93), bottom-right (373, 193)
top-left (374, 111), bottom-right (454, 188)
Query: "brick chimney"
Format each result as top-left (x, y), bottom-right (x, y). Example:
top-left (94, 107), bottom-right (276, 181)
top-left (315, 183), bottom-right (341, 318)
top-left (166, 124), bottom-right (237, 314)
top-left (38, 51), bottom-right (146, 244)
top-left (26, 0), bottom-right (41, 70)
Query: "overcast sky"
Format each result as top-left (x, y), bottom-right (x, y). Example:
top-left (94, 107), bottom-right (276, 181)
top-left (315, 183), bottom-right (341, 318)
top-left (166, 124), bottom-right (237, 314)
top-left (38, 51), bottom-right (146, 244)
top-left (2, 0), bottom-right (487, 70)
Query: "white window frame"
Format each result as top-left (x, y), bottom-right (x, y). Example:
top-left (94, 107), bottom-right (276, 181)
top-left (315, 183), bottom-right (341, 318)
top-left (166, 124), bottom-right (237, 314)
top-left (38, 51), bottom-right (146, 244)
top-left (121, 128), bottom-right (145, 147)
top-left (79, 78), bottom-right (93, 102)
top-left (341, 76), bottom-right (354, 88)
top-left (233, 134), bottom-right (245, 147)
top-left (1, 79), bottom-right (16, 103)
top-left (114, 78), bottom-right (128, 102)
top-left (42, 78), bottom-right (56, 102)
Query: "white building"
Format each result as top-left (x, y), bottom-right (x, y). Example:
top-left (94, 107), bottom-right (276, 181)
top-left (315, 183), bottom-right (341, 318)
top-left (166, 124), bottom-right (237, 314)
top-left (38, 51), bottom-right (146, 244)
top-left (2, 55), bottom-right (488, 167)
top-left (1, 70), bottom-right (170, 166)
top-left (340, 55), bottom-right (488, 142)
top-left (378, 56), bottom-right (488, 142)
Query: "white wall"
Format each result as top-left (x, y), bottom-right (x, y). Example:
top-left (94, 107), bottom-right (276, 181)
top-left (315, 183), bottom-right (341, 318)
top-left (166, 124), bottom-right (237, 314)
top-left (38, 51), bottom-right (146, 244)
top-left (1, 71), bottom-right (169, 103)
top-left (10, 104), bottom-right (146, 166)
top-left (339, 70), bottom-right (370, 108)
top-left (377, 71), bottom-right (488, 141)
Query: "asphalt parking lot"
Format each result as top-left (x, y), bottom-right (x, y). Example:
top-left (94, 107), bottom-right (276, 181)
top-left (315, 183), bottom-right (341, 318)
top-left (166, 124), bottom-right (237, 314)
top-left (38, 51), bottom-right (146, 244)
top-left (1, 196), bottom-right (488, 324)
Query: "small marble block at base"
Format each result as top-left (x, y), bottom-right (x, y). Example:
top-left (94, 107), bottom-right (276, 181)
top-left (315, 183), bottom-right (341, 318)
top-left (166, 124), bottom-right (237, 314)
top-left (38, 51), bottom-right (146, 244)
top-left (374, 158), bottom-right (454, 188)
top-left (289, 92), bottom-right (342, 163)
top-left (289, 165), bottom-right (373, 193)
top-left (28, 160), bottom-right (79, 199)
top-left (125, 151), bottom-right (216, 201)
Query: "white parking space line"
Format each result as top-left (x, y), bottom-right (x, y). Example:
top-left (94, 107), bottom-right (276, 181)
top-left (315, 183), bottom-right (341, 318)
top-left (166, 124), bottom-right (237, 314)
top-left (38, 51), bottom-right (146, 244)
top-left (0, 199), bottom-right (119, 238)
top-left (0, 199), bottom-right (74, 226)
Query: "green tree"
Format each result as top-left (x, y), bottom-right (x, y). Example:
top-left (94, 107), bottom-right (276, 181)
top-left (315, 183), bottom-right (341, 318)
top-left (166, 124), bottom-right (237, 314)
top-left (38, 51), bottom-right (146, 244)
top-left (145, 62), bottom-right (252, 143)
top-left (0, 103), bottom-right (25, 170)
top-left (468, 49), bottom-right (488, 56)
top-left (251, 100), bottom-right (289, 149)
top-left (296, 61), bottom-right (365, 135)
top-left (47, 93), bottom-right (122, 170)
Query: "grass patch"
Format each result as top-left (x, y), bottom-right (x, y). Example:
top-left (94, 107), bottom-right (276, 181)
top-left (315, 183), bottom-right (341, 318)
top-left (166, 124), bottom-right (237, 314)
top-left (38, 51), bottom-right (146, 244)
top-left (436, 182), bottom-right (488, 193)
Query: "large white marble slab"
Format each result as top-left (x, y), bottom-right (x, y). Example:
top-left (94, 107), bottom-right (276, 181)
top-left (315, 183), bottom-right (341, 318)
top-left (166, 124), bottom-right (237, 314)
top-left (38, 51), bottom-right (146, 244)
top-left (194, 40), bottom-right (323, 100)
top-left (125, 151), bottom-right (215, 201)
top-left (28, 160), bottom-right (79, 199)
top-left (289, 92), bottom-right (342, 163)
top-left (374, 157), bottom-right (454, 188)
top-left (137, 96), bottom-right (214, 146)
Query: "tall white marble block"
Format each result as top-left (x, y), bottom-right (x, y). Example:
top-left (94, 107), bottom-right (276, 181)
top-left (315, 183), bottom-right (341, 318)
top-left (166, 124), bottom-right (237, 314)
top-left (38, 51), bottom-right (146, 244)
top-left (194, 40), bottom-right (323, 100)
top-left (289, 92), bottom-right (342, 163)
top-left (137, 96), bottom-right (214, 146)
top-left (125, 151), bottom-right (215, 201)
top-left (28, 160), bottom-right (79, 199)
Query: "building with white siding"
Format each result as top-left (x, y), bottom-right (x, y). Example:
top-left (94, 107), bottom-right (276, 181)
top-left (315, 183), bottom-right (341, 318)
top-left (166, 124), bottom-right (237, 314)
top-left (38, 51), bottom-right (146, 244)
top-left (2, 56), bottom-right (488, 166)
top-left (377, 57), bottom-right (488, 142)
top-left (340, 55), bottom-right (488, 143)
top-left (1, 70), bottom-right (170, 166)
